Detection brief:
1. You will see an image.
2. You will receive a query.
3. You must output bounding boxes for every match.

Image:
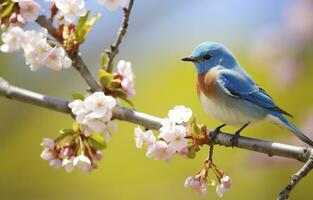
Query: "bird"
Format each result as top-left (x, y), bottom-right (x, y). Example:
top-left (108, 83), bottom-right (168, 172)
top-left (181, 41), bottom-right (313, 147)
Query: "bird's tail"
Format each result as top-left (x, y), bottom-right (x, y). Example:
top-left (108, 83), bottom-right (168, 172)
top-left (269, 112), bottom-right (313, 147)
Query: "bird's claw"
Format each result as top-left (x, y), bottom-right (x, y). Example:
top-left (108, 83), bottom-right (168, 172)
top-left (210, 124), bottom-right (226, 141)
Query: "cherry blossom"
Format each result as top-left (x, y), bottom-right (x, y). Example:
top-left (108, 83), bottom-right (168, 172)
top-left (62, 157), bottom-right (74, 172)
top-left (159, 124), bottom-right (188, 152)
top-left (97, 0), bottom-right (129, 11)
top-left (0, 26), bottom-right (25, 53)
top-left (18, 0), bottom-right (42, 22)
top-left (184, 176), bottom-right (208, 195)
top-left (73, 155), bottom-right (92, 172)
top-left (41, 138), bottom-right (55, 149)
top-left (55, 0), bottom-right (87, 22)
top-left (146, 141), bottom-right (175, 162)
top-left (168, 105), bottom-right (192, 124)
top-left (134, 126), bottom-right (156, 148)
top-left (216, 175), bottom-right (232, 197)
top-left (116, 60), bottom-right (136, 98)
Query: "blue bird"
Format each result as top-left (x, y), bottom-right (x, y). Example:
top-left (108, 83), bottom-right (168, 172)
top-left (182, 42), bottom-right (313, 147)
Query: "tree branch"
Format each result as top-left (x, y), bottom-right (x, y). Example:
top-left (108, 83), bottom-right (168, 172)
top-left (105, 0), bottom-right (135, 73)
top-left (277, 151), bottom-right (313, 200)
top-left (0, 77), bottom-right (70, 113)
top-left (35, 15), bottom-right (102, 92)
top-left (1, 77), bottom-right (312, 162)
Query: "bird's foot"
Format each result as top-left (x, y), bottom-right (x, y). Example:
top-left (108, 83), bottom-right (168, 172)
top-left (210, 124), bottom-right (226, 142)
top-left (230, 122), bottom-right (250, 147)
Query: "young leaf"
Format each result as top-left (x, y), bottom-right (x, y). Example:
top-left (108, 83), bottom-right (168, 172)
top-left (187, 146), bottom-right (197, 159)
top-left (76, 11), bottom-right (90, 33)
top-left (72, 92), bottom-right (85, 100)
top-left (55, 129), bottom-right (74, 143)
top-left (76, 13), bottom-right (101, 44)
top-left (88, 133), bottom-right (107, 150)
top-left (101, 52), bottom-right (107, 68)
top-left (99, 69), bottom-right (113, 88)
top-left (1, 2), bottom-right (15, 18)
top-left (113, 89), bottom-right (134, 107)
top-left (191, 118), bottom-right (201, 136)
top-left (72, 122), bottom-right (80, 132)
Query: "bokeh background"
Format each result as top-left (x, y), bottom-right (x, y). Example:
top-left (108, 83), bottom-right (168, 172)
top-left (1, 0), bottom-right (313, 199)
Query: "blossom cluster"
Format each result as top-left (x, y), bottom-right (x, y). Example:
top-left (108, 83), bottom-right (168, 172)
top-left (1, 27), bottom-right (72, 71)
top-left (40, 136), bottom-right (102, 173)
top-left (134, 105), bottom-right (192, 162)
top-left (184, 162), bottom-right (232, 197)
top-left (68, 91), bottom-right (117, 140)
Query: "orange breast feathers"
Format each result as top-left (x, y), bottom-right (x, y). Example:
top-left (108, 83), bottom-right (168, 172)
top-left (196, 70), bottom-right (218, 98)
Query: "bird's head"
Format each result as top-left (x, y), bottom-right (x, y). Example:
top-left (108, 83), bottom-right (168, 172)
top-left (182, 42), bottom-right (238, 74)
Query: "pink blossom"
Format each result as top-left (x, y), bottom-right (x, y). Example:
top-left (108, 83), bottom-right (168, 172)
top-left (117, 60), bottom-right (136, 98)
top-left (184, 176), bottom-right (208, 195)
top-left (216, 175), bottom-right (232, 197)
top-left (41, 138), bottom-right (55, 149)
top-left (18, 0), bottom-right (42, 22)
top-left (146, 141), bottom-right (175, 162)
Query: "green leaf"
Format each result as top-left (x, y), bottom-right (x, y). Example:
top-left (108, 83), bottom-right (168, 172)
top-left (187, 146), bottom-right (197, 159)
top-left (99, 69), bottom-right (113, 88)
top-left (88, 133), bottom-right (107, 150)
top-left (101, 53), bottom-right (107, 68)
top-left (72, 122), bottom-right (80, 132)
top-left (76, 11), bottom-right (90, 33)
top-left (55, 129), bottom-right (74, 143)
top-left (1, 2), bottom-right (15, 18)
top-left (191, 118), bottom-right (201, 136)
top-left (76, 13), bottom-right (101, 44)
top-left (71, 92), bottom-right (85, 100)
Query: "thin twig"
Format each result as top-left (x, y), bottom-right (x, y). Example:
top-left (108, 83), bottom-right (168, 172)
top-left (105, 0), bottom-right (135, 73)
top-left (277, 151), bottom-right (313, 200)
top-left (35, 15), bottom-right (102, 92)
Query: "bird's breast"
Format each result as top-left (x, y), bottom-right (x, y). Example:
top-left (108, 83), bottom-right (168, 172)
top-left (196, 70), bottom-right (218, 99)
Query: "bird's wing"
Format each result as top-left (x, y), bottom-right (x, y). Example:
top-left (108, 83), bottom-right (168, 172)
top-left (216, 69), bottom-right (293, 117)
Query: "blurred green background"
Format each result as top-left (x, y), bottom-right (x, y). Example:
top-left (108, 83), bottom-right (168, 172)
top-left (1, 0), bottom-right (313, 199)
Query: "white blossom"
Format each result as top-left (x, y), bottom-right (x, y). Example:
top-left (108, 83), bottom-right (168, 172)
top-left (97, 0), bottom-right (129, 11)
top-left (18, 0), bottom-right (42, 22)
top-left (146, 141), bottom-right (175, 162)
top-left (73, 155), bottom-right (91, 172)
top-left (84, 92), bottom-right (116, 119)
top-left (62, 157), bottom-right (74, 172)
top-left (168, 105), bottom-right (192, 124)
top-left (55, 0), bottom-right (87, 22)
top-left (159, 124), bottom-right (188, 152)
top-left (0, 26), bottom-right (25, 53)
top-left (44, 46), bottom-right (72, 71)
top-left (117, 60), bottom-right (136, 97)
top-left (134, 126), bottom-right (156, 149)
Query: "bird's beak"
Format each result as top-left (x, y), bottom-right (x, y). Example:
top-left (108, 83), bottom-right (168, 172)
top-left (181, 56), bottom-right (198, 62)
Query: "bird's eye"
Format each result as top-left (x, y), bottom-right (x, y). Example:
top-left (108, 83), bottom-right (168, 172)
top-left (203, 54), bottom-right (212, 60)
